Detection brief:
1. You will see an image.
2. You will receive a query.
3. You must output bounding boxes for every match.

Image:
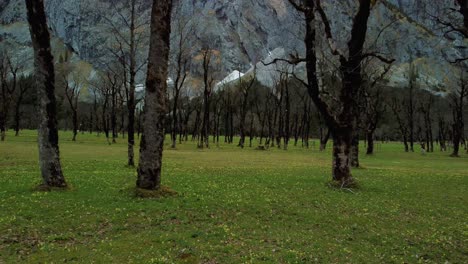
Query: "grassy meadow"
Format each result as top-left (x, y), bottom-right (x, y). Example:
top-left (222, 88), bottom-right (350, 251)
top-left (0, 130), bottom-right (467, 263)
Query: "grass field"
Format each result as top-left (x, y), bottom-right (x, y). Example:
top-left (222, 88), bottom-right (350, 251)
top-left (0, 130), bottom-right (467, 263)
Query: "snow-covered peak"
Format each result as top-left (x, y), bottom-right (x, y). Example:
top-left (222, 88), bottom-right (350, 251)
top-left (215, 70), bottom-right (245, 90)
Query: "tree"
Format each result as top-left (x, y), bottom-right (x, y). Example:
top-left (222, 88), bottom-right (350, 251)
top-left (362, 65), bottom-right (392, 155)
top-left (63, 75), bottom-right (81, 142)
top-left (57, 61), bottom-right (82, 142)
top-left (136, 0), bottom-right (173, 190)
top-left (197, 48), bottom-right (219, 149)
top-left (405, 60), bottom-right (418, 152)
top-left (169, 9), bottom-right (193, 149)
top-left (363, 86), bottom-right (386, 155)
top-left (284, 0), bottom-right (381, 187)
top-left (25, 0), bottom-right (67, 188)
top-left (390, 97), bottom-right (410, 152)
top-left (0, 52), bottom-right (19, 141)
top-left (418, 94), bottom-right (435, 153)
top-left (103, 0), bottom-right (149, 166)
top-left (237, 69), bottom-right (256, 148)
top-left (433, 0), bottom-right (467, 156)
top-left (450, 70), bottom-right (467, 157)
top-left (13, 76), bottom-right (32, 136)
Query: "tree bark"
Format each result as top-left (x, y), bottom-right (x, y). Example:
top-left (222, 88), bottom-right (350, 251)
top-left (72, 108), bottom-right (78, 141)
top-left (126, 0), bottom-right (138, 166)
top-left (350, 133), bottom-right (359, 168)
top-left (25, 0), bottom-right (66, 187)
top-left (320, 128), bottom-right (330, 151)
top-left (332, 131), bottom-right (353, 186)
top-left (366, 130), bottom-right (374, 155)
top-left (136, 0), bottom-right (172, 190)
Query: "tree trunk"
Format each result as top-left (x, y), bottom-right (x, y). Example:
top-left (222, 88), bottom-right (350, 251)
top-left (238, 108), bottom-right (246, 148)
top-left (403, 137), bottom-right (409, 152)
top-left (14, 100), bottom-right (21, 136)
top-left (366, 130), bottom-right (374, 155)
top-left (136, 0), bottom-right (172, 190)
top-left (320, 129), bottom-right (330, 151)
top-left (72, 109), bottom-right (78, 141)
top-left (25, 0), bottom-right (66, 188)
top-left (284, 80), bottom-right (290, 150)
top-left (350, 133), bottom-right (359, 168)
top-left (249, 112), bottom-right (254, 148)
top-left (229, 108), bottom-right (234, 144)
top-left (200, 95), bottom-right (210, 148)
top-left (127, 108), bottom-right (135, 166)
top-left (332, 131), bottom-right (353, 186)
top-left (171, 93), bottom-right (179, 148)
top-left (0, 115), bottom-right (5, 141)
top-left (111, 89), bottom-right (117, 143)
top-left (127, 0), bottom-right (137, 167)
top-left (451, 122), bottom-right (461, 157)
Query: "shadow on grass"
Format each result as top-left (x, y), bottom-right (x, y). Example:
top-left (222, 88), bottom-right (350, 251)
top-left (31, 183), bottom-right (71, 192)
top-left (133, 186), bottom-right (178, 199)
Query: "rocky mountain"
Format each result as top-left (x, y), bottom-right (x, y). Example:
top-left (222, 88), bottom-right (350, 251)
top-left (0, 0), bottom-right (465, 92)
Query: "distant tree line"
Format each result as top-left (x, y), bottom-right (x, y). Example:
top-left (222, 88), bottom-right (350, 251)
top-left (1, 53), bottom-right (466, 158)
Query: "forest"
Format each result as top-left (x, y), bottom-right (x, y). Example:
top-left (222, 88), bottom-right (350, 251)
top-left (0, 0), bottom-right (467, 263)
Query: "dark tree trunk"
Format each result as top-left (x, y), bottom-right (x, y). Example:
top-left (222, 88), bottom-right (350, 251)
top-left (192, 108), bottom-right (200, 141)
top-left (0, 78), bottom-right (7, 140)
top-left (350, 133), bottom-right (359, 168)
top-left (438, 117), bottom-right (447, 152)
top-left (224, 107), bottom-right (229, 143)
top-left (111, 90), bottom-right (117, 143)
top-left (72, 109), bottom-right (78, 141)
top-left (270, 100), bottom-right (278, 148)
top-left (249, 112), bottom-right (254, 148)
top-left (25, 0), bottom-right (66, 188)
top-left (89, 111), bottom-right (93, 134)
top-left (403, 137), bottom-right (409, 152)
top-left (200, 96), bottom-right (210, 148)
top-left (171, 93), bottom-right (179, 148)
top-left (293, 112), bottom-right (299, 147)
top-left (14, 100), bottom-right (21, 136)
top-left (407, 65), bottom-right (416, 152)
top-left (102, 98), bottom-right (110, 142)
top-left (216, 109), bottom-right (221, 145)
top-left (137, 108), bottom-right (142, 139)
top-left (136, 0), bottom-right (172, 190)
top-left (391, 98), bottom-right (410, 152)
top-left (199, 49), bottom-right (214, 149)
top-left (259, 113), bottom-right (266, 145)
top-left (0, 62), bottom-right (16, 141)
top-left (238, 104), bottom-right (247, 148)
top-left (276, 96), bottom-right (283, 149)
top-left (450, 78), bottom-right (466, 157)
top-left (170, 33), bottom-right (188, 149)
top-left (0, 114), bottom-right (5, 141)
top-left (366, 130), bottom-right (374, 155)
top-left (319, 128), bottom-right (330, 151)
top-left (120, 101), bottom-right (125, 139)
top-left (452, 119), bottom-right (462, 157)
top-left (229, 107), bottom-right (234, 144)
top-left (126, 0), bottom-right (137, 167)
top-left (284, 79), bottom-right (290, 150)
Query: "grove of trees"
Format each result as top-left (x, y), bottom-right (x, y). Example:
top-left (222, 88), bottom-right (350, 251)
top-left (0, 0), bottom-right (465, 191)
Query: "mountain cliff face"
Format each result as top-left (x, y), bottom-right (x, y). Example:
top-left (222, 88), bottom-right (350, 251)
top-left (0, 0), bottom-right (464, 91)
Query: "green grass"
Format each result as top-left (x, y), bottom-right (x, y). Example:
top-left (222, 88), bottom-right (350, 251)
top-left (0, 130), bottom-right (467, 263)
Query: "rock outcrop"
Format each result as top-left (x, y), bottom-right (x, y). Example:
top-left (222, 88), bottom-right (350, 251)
top-left (0, 0), bottom-right (465, 92)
